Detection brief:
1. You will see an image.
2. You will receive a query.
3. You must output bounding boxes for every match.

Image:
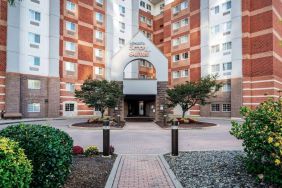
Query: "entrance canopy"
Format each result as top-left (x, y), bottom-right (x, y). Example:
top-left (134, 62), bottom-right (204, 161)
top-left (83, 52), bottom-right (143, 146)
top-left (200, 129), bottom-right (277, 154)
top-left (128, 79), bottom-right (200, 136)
top-left (110, 32), bottom-right (168, 82)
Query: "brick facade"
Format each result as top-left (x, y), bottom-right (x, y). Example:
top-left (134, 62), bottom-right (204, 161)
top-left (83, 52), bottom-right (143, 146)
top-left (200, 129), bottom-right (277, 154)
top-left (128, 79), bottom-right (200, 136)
top-left (242, 0), bottom-right (282, 109)
top-left (0, 0), bottom-right (7, 111)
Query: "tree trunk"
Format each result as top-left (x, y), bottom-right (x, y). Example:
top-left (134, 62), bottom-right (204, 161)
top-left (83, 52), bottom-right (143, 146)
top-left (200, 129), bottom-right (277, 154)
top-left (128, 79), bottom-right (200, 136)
top-left (182, 110), bottom-right (186, 118)
top-left (101, 110), bottom-right (105, 118)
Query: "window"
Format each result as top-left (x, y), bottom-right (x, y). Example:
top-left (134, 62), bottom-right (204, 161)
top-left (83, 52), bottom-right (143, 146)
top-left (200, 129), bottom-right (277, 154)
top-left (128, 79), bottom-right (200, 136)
top-left (66, 1), bottom-right (76, 12)
top-left (140, 16), bottom-right (146, 22)
top-left (95, 67), bottom-right (103, 75)
top-left (182, 70), bottom-right (188, 77)
top-left (182, 52), bottom-right (189, 59)
top-left (147, 19), bottom-right (152, 26)
top-left (28, 103), bottom-right (40, 112)
top-left (95, 49), bottom-right (103, 58)
top-left (223, 62), bottom-right (232, 71)
top-left (172, 71), bottom-right (180, 79)
top-left (65, 41), bottom-right (75, 51)
top-left (182, 18), bottom-right (189, 26)
top-left (173, 54), bottom-right (180, 62)
top-left (215, 5), bottom-right (220, 14)
top-left (66, 83), bottom-right (75, 93)
top-left (119, 22), bottom-right (125, 30)
top-left (173, 22), bottom-right (180, 30)
top-left (28, 56), bottom-right (40, 66)
top-left (211, 24), bottom-right (220, 34)
top-left (211, 44), bottom-right (220, 53)
top-left (66, 21), bottom-right (75, 31)
top-left (119, 38), bottom-right (125, 45)
top-left (146, 4), bottom-right (151, 11)
top-left (65, 103), bottom-right (75, 111)
top-left (65, 62), bottom-right (75, 72)
top-left (222, 104), bottom-right (231, 112)
top-left (119, 5), bottom-right (125, 14)
top-left (173, 38), bottom-right (180, 46)
top-left (181, 1), bottom-right (188, 9)
top-left (223, 21), bottom-right (232, 31)
top-left (28, 33), bottom-right (40, 44)
top-left (222, 83), bottom-right (231, 92)
top-left (181, 35), bottom-right (188, 43)
top-left (96, 12), bottom-right (103, 23)
top-left (140, 1), bottom-right (145, 8)
top-left (96, 30), bottom-right (103, 40)
top-left (28, 80), bottom-right (40, 89)
top-left (211, 64), bottom-right (220, 72)
top-left (211, 104), bottom-right (220, 112)
top-left (222, 42), bottom-right (232, 51)
top-left (223, 1), bottom-right (231, 11)
top-left (29, 10), bottom-right (40, 22)
top-left (96, 0), bottom-right (103, 5)
top-left (172, 5), bottom-right (180, 14)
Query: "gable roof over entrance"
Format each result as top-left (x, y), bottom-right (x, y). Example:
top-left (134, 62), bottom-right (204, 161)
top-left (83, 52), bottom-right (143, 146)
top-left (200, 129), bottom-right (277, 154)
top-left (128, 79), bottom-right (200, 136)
top-left (110, 32), bottom-right (168, 81)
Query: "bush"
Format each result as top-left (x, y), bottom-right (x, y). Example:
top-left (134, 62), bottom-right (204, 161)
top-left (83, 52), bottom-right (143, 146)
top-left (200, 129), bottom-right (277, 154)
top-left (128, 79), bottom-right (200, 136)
top-left (84, 146), bottom-right (99, 157)
top-left (230, 98), bottom-right (282, 186)
top-left (73, 146), bottom-right (84, 155)
top-left (0, 124), bottom-right (73, 188)
top-left (0, 137), bottom-right (32, 188)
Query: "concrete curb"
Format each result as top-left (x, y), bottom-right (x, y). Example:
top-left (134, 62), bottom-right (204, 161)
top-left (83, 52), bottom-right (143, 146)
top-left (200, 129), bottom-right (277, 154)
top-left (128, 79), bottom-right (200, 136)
top-left (105, 155), bottom-right (122, 188)
top-left (0, 118), bottom-right (67, 125)
top-left (159, 155), bottom-right (183, 188)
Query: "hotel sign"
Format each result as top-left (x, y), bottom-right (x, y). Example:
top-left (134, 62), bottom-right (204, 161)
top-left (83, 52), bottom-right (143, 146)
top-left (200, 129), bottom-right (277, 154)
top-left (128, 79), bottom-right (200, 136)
top-left (129, 42), bottom-right (150, 57)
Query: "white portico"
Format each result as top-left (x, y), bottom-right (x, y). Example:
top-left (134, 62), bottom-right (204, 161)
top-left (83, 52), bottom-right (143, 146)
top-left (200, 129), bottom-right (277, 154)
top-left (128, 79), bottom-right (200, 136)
top-left (110, 32), bottom-right (168, 121)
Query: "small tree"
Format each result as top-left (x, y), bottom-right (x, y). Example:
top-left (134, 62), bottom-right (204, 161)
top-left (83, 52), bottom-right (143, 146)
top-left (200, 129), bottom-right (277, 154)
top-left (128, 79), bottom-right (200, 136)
top-left (75, 79), bottom-right (123, 118)
top-left (166, 75), bottom-right (222, 118)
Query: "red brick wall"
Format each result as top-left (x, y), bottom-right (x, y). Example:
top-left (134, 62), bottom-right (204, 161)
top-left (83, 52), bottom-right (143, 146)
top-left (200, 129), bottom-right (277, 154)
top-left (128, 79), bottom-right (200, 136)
top-left (60, 0), bottom-right (106, 116)
top-left (0, 0), bottom-right (7, 111)
top-left (242, 0), bottom-right (282, 108)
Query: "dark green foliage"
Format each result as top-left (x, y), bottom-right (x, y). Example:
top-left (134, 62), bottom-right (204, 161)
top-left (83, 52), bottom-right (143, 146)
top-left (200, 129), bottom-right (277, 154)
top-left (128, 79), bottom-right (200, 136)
top-left (7, 0), bottom-right (21, 5)
top-left (0, 124), bottom-right (73, 188)
top-left (0, 137), bottom-right (32, 188)
top-left (231, 99), bottom-right (282, 186)
top-left (75, 79), bottom-right (123, 117)
top-left (166, 75), bottom-right (222, 117)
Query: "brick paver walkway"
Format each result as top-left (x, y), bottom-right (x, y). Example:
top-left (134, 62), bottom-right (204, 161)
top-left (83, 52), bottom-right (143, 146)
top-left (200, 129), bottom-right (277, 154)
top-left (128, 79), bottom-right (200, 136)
top-left (112, 155), bottom-right (175, 188)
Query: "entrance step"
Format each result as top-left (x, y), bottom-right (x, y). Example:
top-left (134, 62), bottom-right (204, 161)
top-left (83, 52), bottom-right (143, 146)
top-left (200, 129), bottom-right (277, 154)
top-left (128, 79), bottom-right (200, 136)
top-left (125, 117), bottom-right (154, 122)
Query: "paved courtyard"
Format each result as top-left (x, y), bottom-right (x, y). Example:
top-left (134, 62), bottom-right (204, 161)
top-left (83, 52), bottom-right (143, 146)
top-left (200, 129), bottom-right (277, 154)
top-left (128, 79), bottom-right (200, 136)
top-left (0, 118), bottom-right (243, 188)
top-left (0, 118), bottom-right (243, 154)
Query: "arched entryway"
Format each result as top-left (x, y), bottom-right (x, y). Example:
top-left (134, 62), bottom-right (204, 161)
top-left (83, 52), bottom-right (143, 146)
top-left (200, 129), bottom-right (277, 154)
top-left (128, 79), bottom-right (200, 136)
top-left (110, 32), bottom-right (168, 121)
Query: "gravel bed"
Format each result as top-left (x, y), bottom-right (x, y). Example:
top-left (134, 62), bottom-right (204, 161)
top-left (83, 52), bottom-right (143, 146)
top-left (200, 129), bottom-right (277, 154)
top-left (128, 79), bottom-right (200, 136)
top-left (165, 151), bottom-right (271, 188)
top-left (64, 155), bottom-right (116, 188)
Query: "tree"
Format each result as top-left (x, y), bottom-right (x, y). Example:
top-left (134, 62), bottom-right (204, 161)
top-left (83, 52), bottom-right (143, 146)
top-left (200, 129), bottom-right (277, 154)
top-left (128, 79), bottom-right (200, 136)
top-left (166, 75), bottom-right (223, 118)
top-left (75, 79), bottom-right (123, 118)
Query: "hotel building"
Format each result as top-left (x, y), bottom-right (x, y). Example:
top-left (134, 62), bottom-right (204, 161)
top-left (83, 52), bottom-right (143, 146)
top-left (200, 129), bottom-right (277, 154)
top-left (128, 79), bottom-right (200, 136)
top-left (0, 0), bottom-right (281, 120)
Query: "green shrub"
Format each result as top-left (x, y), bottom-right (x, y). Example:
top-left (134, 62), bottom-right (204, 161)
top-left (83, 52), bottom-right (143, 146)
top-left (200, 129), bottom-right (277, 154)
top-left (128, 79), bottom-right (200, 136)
top-left (230, 98), bottom-right (282, 186)
top-left (0, 124), bottom-right (73, 188)
top-left (0, 137), bottom-right (32, 188)
top-left (84, 146), bottom-right (99, 157)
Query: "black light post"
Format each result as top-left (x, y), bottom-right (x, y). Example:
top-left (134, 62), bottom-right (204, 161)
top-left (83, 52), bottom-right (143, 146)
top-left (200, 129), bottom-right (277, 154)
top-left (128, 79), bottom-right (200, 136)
top-left (171, 120), bottom-right (179, 156)
top-left (103, 120), bottom-right (110, 156)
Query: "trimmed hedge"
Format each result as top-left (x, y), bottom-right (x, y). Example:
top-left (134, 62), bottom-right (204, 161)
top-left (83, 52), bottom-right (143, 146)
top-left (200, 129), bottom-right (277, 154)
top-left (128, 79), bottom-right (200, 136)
top-left (231, 98), bottom-right (282, 186)
top-left (0, 137), bottom-right (32, 188)
top-left (0, 124), bottom-right (73, 188)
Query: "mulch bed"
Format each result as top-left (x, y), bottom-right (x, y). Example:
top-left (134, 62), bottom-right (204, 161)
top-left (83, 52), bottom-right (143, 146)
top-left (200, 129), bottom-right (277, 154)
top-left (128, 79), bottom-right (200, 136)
top-left (64, 155), bottom-right (116, 188)
top-left (156, 121), bottom-right (216, 129)
top-left (71, 121), bottom-right (125, 128)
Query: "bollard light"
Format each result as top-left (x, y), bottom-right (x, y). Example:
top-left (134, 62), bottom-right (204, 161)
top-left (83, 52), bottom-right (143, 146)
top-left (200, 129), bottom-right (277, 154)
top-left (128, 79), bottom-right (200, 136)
top-left (103, 120), bottom-right (110, 156)
top-left (171, 120), bottom-right (179, 156)
top-left (117, 114), bottom-right (121, 127)
top-left (164, 115), bottom-right (167, 127)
